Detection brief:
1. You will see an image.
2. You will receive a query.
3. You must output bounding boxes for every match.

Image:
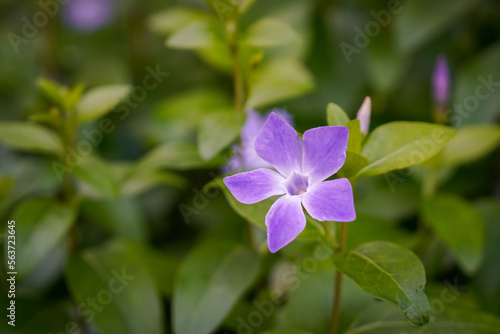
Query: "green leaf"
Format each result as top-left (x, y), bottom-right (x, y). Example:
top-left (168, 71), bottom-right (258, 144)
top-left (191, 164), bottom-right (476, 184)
top-left (73, 155), bottom-right (120, 198)
top-left (173, 240), bottom-right (260, 334)
top-left (81, 198), bottom-right (147, 240)
top-left (198, 110), bottom-right (245, 160)
top-left (332, 241), bottom-right (430, 326)
top-left (147, 8), bottom-right (211, 35)
top-left (10, 198), bottom-right (75, 277)
top-left (65, 240), bottom-right (164, 334)
top-left (134, 142), bottom-right (224, 173)
top-left (76, 85), bottom-right (131, 124)
top-left (204, 0), bottom-right (238, 22)
top-left (245, 58), bottom-right (314, 108)
top-left (421, 194), bottom-right (484, 275)
top-left (327, 103), bottom-right (350, 126)
top-left (0, 122), bottom-right (63, 155)
top-left (36, 77), bottom-right (65, 105)
top-left (337, 152), bottom-right (370, 180)
top-left (395, 0), bottom-right (478, 53)
top-left (243, 18), bottom-right (298, 47)
top-left (121, 169), bottom-right (186, 196)
top-left (345, 303), bottom-right (500, 334)
top-left (166, 21), bottom-right (223, 50)
top-left (121, 240), bottom-right (180, 297)
top-left (346, 119), bottom-right (363, 154)
top-left (358, 122), bottom-right (456, 178)
top-left (439, 124), bottom-right (500, 166)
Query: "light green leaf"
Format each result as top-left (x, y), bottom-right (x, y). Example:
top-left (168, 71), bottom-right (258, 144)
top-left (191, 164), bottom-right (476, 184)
top-left (439, 124), bottom-right (500, 166)
top-left (421, 194), bottom-right (484, 275)
top-left (346, 119), bottom-right (363, 154)
top-left (198, 111), bottom-right (245, 160)
top-left (65, 240), bottom-right (164, 334)
top-left (345, 303), bottom-right (500, 334)
top-left (173, 240), bottom-right (260, 334)
top-left (167, 21), bottom-right (221, 50)
top-left (36, 77), bottom-right (64, 105)
top-left (332, 241), bottom-right (430, 326)
top-left (134, 142), bottom-right (224, 173)
top-left (73, 155), bottom-right (120, 199)
top-left (243, 18), bottom-right (298, 47)
top-left (337, 152), bottom-right (370, 180)
top-left (10, 198), bottom-right (75, 277)
top-left (327, 103), bottom-right (350, 126)
top-left (147, 8), bottom-right (211, 35)
top-left (395, 0), bottom-right (478, 53)
top-left (0, 122), bottom-right (63, 155)
top-left (81, 198), bottom-right (147, 240)
top-left (246, 58), bottom-right (314, 108)
top-left (358, 122), bottom-right (456, 178)
top-left (121, 170), bottom-right (186, 196)
top-left (76, 85), bottom-right (131, 124)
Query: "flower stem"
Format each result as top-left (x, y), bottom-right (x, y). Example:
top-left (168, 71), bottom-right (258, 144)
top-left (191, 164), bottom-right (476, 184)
top-left (329, 222), bottom-right (347, 334)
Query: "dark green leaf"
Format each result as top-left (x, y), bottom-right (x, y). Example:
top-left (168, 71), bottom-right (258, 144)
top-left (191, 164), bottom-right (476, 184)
top-left (76, 85), bottom-right (131, 124)
top-left (0, 122), bottom-right (63, 155)
top-left (73, 155), bottom-right (120, 199)
top-left (10, 198), bottom-right (75, 277)
top-left (81, 198), bottom-right (147, 240)
top-left (332, 241), bottom-right (430, 326)
top-left (345, 303), bottom-right (500, 334)
top-left (358, 122), bottom-right (456, 178)
top-left (173, 240), bottom-right (260, 334)
top-left (65, 240), bottom-right (164, 334)
top-left (421, 194), bottom-right (485, 275)
top-left (198, 110), bottom-right (245, 160)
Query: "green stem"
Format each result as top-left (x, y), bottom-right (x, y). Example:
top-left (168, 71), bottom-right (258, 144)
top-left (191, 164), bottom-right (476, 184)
top-left (329, 222), bottom-right (347, 334)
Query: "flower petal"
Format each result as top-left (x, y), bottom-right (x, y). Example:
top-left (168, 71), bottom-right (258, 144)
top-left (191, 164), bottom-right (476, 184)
top-left (223, 168), bottom-right (285, 204)
top-left (255, 112), bottom-right (302, 177)
top-left (266, 195), bottom-right (306, 253)
top-left (302, 178), bottom-right (355, 222)
top-left (241, 109), bottom-right (267, 144)
top-left (302, 126), bottom-right (348, 184)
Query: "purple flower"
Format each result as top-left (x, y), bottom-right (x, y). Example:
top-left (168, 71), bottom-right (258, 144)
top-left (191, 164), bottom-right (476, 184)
top-left (224, 113), bottom-right (356, 253)
top-left (63, 0), bottom-right (114, 32)
top-left (432, 55), bottom-right (451, 110)
top-left (225, 109), bottom-right (293, 172)
top-left (356, 96), bottom-right (371, 135)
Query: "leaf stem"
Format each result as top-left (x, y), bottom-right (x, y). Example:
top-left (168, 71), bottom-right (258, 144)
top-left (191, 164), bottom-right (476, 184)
top-left (329, 222), bottom-right (347, 334)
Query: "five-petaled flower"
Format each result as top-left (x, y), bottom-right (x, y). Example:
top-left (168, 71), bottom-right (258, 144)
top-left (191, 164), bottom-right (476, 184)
top-left (224, 112), bottom-right (356, 253)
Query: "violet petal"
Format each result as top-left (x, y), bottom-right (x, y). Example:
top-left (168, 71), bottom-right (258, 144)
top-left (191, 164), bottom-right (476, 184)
top-left (302, 126), bottom-right (348, 184)
top-left (302, 178), bottom-right (355, 222)
top-left (266, 195), bottom-right (306, 253)
top-left (223, 168), bottom-right (285, 204)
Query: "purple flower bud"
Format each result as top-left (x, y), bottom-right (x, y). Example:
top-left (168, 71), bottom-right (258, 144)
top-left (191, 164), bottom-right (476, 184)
top-left (63, 0), bottom-right (114, 32)
top-left (356, 96), bottom-right (371, 135)
top-left (432, 55), bottom-right (451, 109)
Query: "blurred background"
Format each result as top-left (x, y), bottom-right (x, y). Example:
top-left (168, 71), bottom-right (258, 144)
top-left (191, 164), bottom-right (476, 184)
top-left (0, 0), bottom-right (499, 333)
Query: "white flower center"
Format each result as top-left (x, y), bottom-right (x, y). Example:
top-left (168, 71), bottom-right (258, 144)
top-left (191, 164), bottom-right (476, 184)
top-left (283, 172), bottom-right (309, 196)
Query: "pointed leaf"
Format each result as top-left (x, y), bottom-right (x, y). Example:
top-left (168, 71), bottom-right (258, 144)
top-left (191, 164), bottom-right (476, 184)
top-left (9, 198), bottom-right (75, 277)
top-left (173, 240), bottom-right (260, 334)
top-left (332, 241), bottom-right (430, 326)
top-left (327, 103), bottom-right (350, 126)
top-left (358, 122), bottom-right (456, 178)
top-left (243, 18), bottom-right (298, 47)
top-left (76, 85), bottom-right (131, 124)
top-left (421, 194), bottom-right (484, 274)
top-left (0, 122), bottom-right (63, 155)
